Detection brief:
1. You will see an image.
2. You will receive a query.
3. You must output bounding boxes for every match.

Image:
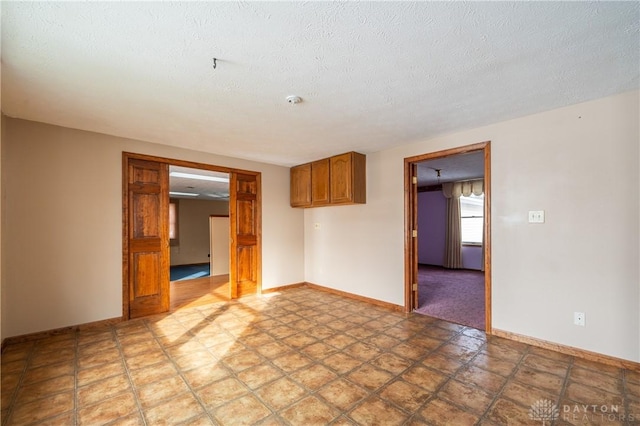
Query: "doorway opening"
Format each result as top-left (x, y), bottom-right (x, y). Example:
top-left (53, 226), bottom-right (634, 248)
top-left (404, 142), bottom-right (491, 333)
top-left (168, 165), bottom-right (231, 310)
top-left (122, 152), bottom-right (261, 320)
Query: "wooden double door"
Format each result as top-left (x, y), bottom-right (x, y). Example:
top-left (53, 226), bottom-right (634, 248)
top-left (123, 153), bottom-right (261, 319)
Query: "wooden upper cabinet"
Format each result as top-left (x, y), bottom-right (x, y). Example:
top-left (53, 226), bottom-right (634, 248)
top-left (311, 159), bottom-right (330, 206)
top-left (330, 152), bottom-right (366, 204)
top-left (290, 152), bottom-right (366, 208)
top-left (290, 163), bottom-right (312, 207)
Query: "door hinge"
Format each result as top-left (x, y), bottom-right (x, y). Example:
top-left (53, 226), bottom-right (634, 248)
top-left (412, 176), bottom-right (417, 184)
top-left (412, 283), bottom-right (418, 291)
top-left (412, 230), bottom-right (417, 238)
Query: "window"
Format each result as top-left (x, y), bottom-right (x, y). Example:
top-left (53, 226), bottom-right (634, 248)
top-left (169, 200), bottom-right (179, 246)
top-left (460, 194), bottom-right (484, 244)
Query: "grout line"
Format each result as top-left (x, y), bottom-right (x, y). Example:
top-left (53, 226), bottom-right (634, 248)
top-left (114, 323), bottom-right (150, 426)
top-left (1, 341), bottom-right (36, 426)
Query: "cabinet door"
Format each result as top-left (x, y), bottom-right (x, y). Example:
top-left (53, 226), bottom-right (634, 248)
top-left (330, 153), bottom-right (353, 204)
top-left (290, 163), bottom-right (312, 207)
top-left (311, 159), bottom-right (330, 206)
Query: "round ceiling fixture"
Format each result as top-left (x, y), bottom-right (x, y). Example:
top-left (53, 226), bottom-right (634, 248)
top-left (286, 95), bottom-right (302, 105)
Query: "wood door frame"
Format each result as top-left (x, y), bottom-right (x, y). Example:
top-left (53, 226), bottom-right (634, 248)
top-left (122, 152), bottom-right (262, 320)
top-left (403, 141), bottom-right (492, 333)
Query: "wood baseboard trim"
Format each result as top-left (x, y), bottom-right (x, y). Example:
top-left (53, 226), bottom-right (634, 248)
top-left (304, 282), bottom-right (405, 313)
top-left (1, 316), bottom-right (124, 352)
top-left (492, 328), bottom-right (640, 371)
top-left (261, 282), bottom-right (307, 294)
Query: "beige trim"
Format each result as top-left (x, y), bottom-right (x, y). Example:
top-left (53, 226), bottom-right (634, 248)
top-left (492, 328), bottom-right (640, 372)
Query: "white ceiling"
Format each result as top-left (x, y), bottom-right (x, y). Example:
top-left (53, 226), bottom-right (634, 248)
top-left (169, 165), bottom-right (229, 201)
top-left (2, 2), bottom-right (638, 167)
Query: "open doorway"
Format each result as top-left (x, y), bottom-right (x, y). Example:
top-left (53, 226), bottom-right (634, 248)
top-left (168, 166), bottom-right (231, 310)
top-left (122, 152), bottom-right (261, 320)
top-left (404, 142), bottom-right (491, 333)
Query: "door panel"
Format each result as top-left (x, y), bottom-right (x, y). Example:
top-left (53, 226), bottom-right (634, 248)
top-left (230, 172), bottom-right (260, 298)
top-left (311, 159), bottom-right (330, 206)
top-left (133, 252), bottom-right (160, 297)
top-left (330, 153), bottom-right (352, 203)
top-left (127, 158), bottom-right (170, 318)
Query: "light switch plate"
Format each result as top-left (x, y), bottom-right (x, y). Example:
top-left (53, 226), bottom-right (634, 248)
top-left (528, 210), bottom-right (545, 223)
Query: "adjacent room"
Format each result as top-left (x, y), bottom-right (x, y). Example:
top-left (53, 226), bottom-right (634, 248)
top-left (168, 166), bottom-right (232, 310)
top-left (1, 2), bottom-right (638, 425)
top-left (414, 151), bottom-right (486, 331)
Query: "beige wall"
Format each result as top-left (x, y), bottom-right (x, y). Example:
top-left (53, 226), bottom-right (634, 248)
top-left (1, 118), bottom-right (304, 337)
top-left (305, 90), bottom-right (640, 362)
top-left (2, 90), bottom-right (638, 363)
top-left (169, 199), bottom-right (228, 266)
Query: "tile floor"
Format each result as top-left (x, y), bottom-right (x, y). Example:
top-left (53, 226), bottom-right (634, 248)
top-left (1, 287), bottom-right (638, 425)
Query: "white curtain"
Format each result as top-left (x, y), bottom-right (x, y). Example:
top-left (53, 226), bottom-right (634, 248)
top-left (442, 179), bottom-right (484, 269)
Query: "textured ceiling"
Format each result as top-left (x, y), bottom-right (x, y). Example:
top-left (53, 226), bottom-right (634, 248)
top-left (2, 2), bottom-right (638, 167)
top-left (417, 151), bottom-right (484, 187)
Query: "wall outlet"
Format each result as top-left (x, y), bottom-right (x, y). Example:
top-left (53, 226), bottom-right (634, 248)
top-left (574, 312), bottom-right (585, 326)
top-left (314, 223), bottom-right (321, 230)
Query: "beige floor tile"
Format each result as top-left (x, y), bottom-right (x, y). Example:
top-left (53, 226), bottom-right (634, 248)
top-left (255, 377), bottom-right (308, 410)
top-left (220, 348), bottom-right (264, 373)
top-left (1, 287), bottom-right (635, 426)
top-left (346, 364), bottom-right (394, 391)
top-left (348, 396), bottom-right (409, 426)
top-left (470, 352), bottom-right (518, 377)
top-left (317, 378), bottom-right (369, 411)
top-left (401, 365), bottom-right (448, 392)
top-left (438, 379), bottom-right (494, 415)
top-left (214, 394), bottom-right (272, 425)
top-left (14, 374), bottom-right (74, 405)
top-left (486, 398), bottom-right (534, 425)
top-left (143, 392), bottom-right (205, 425)
top-left (128, 360), bottom-right (178, 388)
top-left (455, 364), bottom-right (507, 394)
top-left (379, 379), bottom-right (432, 412)
top-left (290, 363), bottom-right (338, 391)
top-left (280, 396), bottom-right (339, 425)
top-left (272, 351), bottom-right (314, 373)
top-left (513, 365), bottom-right (566, 394)
top-left (137, 374), bottom-right (190, 408)
top-left (22, 360), bottom-right (74, 385)
top-left (237, 364), bottom-right (283, 390)
top-left (8, 390), bottom-right (74, 425)
top-left (197, 377), bottom-right (249, 409)
top-left (78, 374), bottom-right (131, 407)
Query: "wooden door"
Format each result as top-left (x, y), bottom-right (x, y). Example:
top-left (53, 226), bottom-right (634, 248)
top-left (126, 158), bottom-right (170, 318)
top-left (409, 163), bottom-right (419, 310)
top-left (230, 172), bottom-right (261, 298)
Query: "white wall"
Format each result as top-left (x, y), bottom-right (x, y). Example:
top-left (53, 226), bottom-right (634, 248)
top-left (305, 90), bottom-right (640, 362)
top-left (1, 118), bottom-right (304, 337)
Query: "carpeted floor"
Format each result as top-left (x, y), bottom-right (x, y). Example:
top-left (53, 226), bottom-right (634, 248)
top-left (170, 263), bottom-right (210, 282)
top-left (414, 264), bottom-right (485, 330)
